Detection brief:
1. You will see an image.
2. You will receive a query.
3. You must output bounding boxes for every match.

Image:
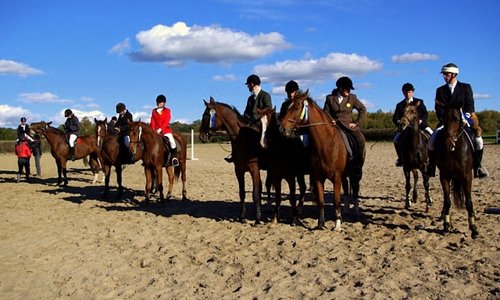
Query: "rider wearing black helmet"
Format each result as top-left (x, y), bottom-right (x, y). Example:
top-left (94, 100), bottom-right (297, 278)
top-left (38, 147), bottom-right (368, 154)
top-left (63, 109), bottom-right (80, 160)
top-left (114, 102), bottom-right (134, 163)
top-left (323, 76), bottom-right (367, 164)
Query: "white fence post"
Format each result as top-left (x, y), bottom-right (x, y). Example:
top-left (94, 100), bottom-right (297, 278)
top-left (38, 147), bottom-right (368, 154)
top-left (190, 129), bottom-right (198, 160)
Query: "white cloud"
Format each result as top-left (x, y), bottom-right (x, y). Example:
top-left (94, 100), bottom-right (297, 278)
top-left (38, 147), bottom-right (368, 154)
top-left (391, 52), bottom-right (439, 63)
top-left (0, 59), bottom-right (43, 76)
top-left (19, 92), bottom-right (72, 104)
top-left (109, 38), bottom-right (131, 55)
top-left (0, 104), bottom-right (37, 128)
top-left (213, 74), bottom-right (237, 81)
top-left (474, 93), bottom-right (492, 99)
top-left (128, 22), bottom-right (290, 64)
top-left (254, 52), bottom-right (382, 84)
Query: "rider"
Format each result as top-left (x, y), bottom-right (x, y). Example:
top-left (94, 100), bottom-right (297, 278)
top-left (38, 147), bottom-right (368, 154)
top-left (64, 109), bottom-right (80, 161)
top-left (427, 63), bottom-right (489, 178)
top-left (392, 83), bottom-right (433, 166)
top-left (323, 76), bottom-right (367, 162)
top-left (16, 117), bottom-right (34, 143)
top-left (114, 102), bottom-right (134, 163)
top-left (279, 80), bottom-right (310, 146)
top-left (150, 94), bottom-right (179, 167)
top-left (225, 74), bottom-right (273, 163)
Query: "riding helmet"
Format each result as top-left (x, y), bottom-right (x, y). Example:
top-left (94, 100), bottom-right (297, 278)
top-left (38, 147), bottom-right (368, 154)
top-left (285, 80), bottom-right (299, 93)
top-left (245, 74), bottom-right (261, 85)
top-left (336, 76), bottom-right (355, 90)
top-left (20, 117), bottom-right (27, 122)
top-left (441, 63), bottom-right (459, 74)
top-left (402, 83), bottom-right (415, 92)
top-left (116, 102), bottom-right (126, 113)
top-left (64, 109), bottom-right (73, 117)
top-left (156, 94), bottom-right (166, 104)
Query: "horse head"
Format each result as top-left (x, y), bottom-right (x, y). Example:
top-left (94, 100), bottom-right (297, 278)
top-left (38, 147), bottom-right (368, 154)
top-left (399, 102), bottom-right (420, 131)
top-left (279, 90), bottom-right (311, 138)
top-left (30, 121), bottom-right (52, 134)
top-left (199, 97), bottom-right (246, 143)
top-left (94, 118), bottom-right (108, 148)
top-left (443, 106), bottom-right (463, 151)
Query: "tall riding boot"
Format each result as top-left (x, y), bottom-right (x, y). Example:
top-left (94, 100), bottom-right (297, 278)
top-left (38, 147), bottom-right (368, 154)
top-left (426, 150), bottom-right (436, 177)
top-left (69, 147), bottom-right (75, 161)
top-left (394, 142), bottom-right (402, 166)
top-left (171, 147), bottom-right (179, 167)
top-left (474, 149), bottom-right (489, 178)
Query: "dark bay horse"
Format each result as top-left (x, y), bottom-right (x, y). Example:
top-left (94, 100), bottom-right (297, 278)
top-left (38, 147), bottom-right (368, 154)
top-left (128, 121), bottom-right (187, 204)
top-left (30, 121), bottom-right (101, 186)
top-left (398, 102), bottom-right (432, 211)
top-left (435, 106), bottom-right (478, 238)
top-left (199, 97), bottom-right (264, 224)
top-left (256, 107), bottom-right (307, 226)
top-left (94, 118), bottom-right (143, 199)
top-left (280, 91), bottom-right (364, 231)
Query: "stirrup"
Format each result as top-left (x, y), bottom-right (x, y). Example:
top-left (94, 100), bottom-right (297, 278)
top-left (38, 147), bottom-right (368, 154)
top-left (224, 155), bottom-right (233, 163)
top-left (172, 157), bottom-right (179, 167)
top-left (475, 167), bottom-right (489, 178)
top-left (395, 159), bottom-right (403, 167)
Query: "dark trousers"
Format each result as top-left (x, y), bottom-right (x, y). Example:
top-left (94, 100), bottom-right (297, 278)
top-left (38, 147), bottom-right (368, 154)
top-left (18, 157), bottom-right (30, 178)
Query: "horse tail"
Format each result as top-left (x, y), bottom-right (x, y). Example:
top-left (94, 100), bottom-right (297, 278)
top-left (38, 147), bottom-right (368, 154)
top-left (452, 179), bottom-right (465, 209)
top-left (174, 164), bottom-right (181, 182)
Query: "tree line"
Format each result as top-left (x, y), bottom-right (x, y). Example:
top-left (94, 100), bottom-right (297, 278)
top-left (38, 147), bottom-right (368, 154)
top-left (0, 110), bottom-right (498, 142)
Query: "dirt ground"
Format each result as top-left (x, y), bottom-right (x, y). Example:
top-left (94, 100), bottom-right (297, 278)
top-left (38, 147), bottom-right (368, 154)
top-left (0, 142), bottom-right (498, 299)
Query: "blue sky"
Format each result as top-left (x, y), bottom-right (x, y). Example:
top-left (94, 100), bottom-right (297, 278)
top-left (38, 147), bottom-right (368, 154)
top-left (1, 0), bottom-right (499, 128)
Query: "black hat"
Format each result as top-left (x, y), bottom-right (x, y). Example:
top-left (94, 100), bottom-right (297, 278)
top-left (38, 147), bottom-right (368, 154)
top-left (336, 76), bottom-right (354, 90)
top-left (245, 74), bottom-right (261, 85)
top-left (402, 83), bottom-right (415, 92)
top-left (116, 102), bottom-right (126, 113)
top-left (156, 94), bottom-right (166, 104)
top-left (20, 117), bottom-right (27, 122)
top-left (285, 80), bottom-right (299, 93)
top-left (64, 109), bottom-right (73, 117)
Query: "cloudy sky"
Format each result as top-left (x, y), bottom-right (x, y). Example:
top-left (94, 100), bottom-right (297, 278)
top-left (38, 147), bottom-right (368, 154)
top-left (1, 0), bottom-right (499, 128)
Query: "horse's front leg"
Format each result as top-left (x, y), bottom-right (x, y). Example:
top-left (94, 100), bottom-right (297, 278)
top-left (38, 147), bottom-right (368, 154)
top-left (270, 176), bottom-right (282, 224)
top-left (463, 178), bottom-right (478, 239)
top-left (440, 177), bottom-right (452, 234)
top-left (404, 170), bottom-right (411, 209)
top-left (332, 175), bottom-right (343, 231)
top-left (421, 171), bottom-right (432, 212)
top-left (250, 167), bottom-right (262, 225)
top-left (235, 169), bottom-right (247, 223)
top-left (286, 176), bottom-right (299, 226)
top-left (412, 169), bottom-right (419, 204)
top-left (297, 174), bottom-right (306, 217)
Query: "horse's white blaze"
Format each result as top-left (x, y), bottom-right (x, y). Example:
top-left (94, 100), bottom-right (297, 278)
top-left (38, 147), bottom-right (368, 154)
top-left (260, 115), bottom-right (268, 149)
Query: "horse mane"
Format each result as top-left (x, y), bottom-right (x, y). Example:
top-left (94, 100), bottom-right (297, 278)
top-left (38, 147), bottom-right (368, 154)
top-left (214, 101), bottom-right (249, 123)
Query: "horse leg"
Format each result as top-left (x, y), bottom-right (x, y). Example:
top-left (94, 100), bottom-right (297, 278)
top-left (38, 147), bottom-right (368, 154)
top-left (156, 166), bottom-right (164, 203)
top-left (440, 177), bottom-right (452, 234)
top-left (287, 176), bottom-right (299, 226)
top-left (236, 169), bottom-right (247, 223)
top-left (166, 166), bottom-right (174, 201)
top-left (463, 178), bottom-right (478, 238)
top-left (62, 161), bottom-right (68, 186)
top-left (101, 165), bottom-right (111, 199)
top-left (250, 167), bottom-right (262, 225)
top-left (116, 165), bottom-right (123, 200)
top-left (56, 161), bottom-right (63, 186)
top-left (264, 172), bottom-right (273, 213)
top-left (313, 179), bottom-right (326, 230)
top-left (180, 161), bottom-right (188, 201)
top-left (271, 177), bottom-right (282, 224)
top-left (341, 177), bottom-right (350, 216)
top-left (350, 176), bottom-right (361, 218)
top-left (422, 171), bottom-right (432, 212)
top-left (332, 175), bottom-right (343, 231)
top-left (404, 169), bottom-right (411, 209)
top-left (412, 169), bottom-right (419, 204)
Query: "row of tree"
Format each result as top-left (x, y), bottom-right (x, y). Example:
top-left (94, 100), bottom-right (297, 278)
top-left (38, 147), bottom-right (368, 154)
top-left (1, 110), bottom-right (498, 141)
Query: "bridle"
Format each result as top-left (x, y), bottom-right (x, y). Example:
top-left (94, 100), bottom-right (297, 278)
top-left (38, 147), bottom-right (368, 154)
top-left (284, 99), bottom-right (332, 130)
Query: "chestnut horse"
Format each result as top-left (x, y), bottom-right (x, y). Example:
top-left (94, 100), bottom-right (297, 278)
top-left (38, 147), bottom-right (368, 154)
top-left (398, 102), bottom-right (432, 211)
top-left (94, 118), bottom-right (143, 199)
top-left (435, 106), bottom-right (478, 238)
top-left (30, 121), bottom-right (101, 186)
top-left (199, 97), bottom-right (264, 224)
top-left (128, 121), bottom-right (187, 204)
top-left (256, 107), bottom-right (307, 226)
top-left (280, 91), bottom-right (364, 231)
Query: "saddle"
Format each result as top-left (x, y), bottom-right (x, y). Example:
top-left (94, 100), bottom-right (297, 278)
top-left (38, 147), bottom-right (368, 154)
top-left (336, 124), bottom-right (361, 160)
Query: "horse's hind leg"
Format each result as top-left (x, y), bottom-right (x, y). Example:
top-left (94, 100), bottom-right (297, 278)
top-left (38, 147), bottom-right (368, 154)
top-left (250, 168), bottom-right (262, 225)
top-left (271, 178), bottom-right (282, 224)
top-left (464, 179), bottom-right (478, 238)
top-left (341, 177), bottom-right (350, 216)
top-left (116, 165), bottom-right (124, 200)
top-left (236, 170), bottom-right (247, 223)
top-left (412, 169), bottom-right (419, 204)
top-left (297, 174), bottom-right (306, 217)
top-left (166, 167), bottom-right (174, 201)
top-left (351, 176), bottom-right (362, 218)
top-left (440, 178), bottom-right (452, 233)
top-left (422, 171), bottom-right (432, 212)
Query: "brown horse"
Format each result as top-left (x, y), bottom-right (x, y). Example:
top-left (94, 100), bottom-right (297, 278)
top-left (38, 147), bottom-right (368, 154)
top-left (280, 91), bottom-right (364, 230)
top-left (199, 97), bottom-right (264, 224)
top-left (30, 121), bottom-right (101, 186)
top-left (398, 102), bottom-right (432, 211)
top-left (256, 107), bottom-right (307, 226)
top-left (128, 121), bottom-right (187, 204)
top-left (94, 118), bottom-right (143, 199)
top-left (435, 106), bottom-right (478, 238)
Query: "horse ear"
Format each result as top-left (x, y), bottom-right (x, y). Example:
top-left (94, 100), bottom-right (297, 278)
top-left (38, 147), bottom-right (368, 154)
top-left (47, 121), bottom-right (52, 126)
top-left (104, 117), bottom-right (107, 123)
top-left (203, 99), bottom-right (208, 106)
top-left (209, 96), bottom-right (215, 104)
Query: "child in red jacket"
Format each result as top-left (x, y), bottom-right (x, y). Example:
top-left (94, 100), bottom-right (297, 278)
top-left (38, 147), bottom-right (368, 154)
top-left (15, 139), bottom-right (32, 183)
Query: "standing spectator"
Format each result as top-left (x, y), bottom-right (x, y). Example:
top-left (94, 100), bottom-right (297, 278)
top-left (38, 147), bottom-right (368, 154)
top-left (31, 133), bottom-right (42, 176)
top-left (17, 117), bottom-right (34, 143)
top-left (15, 138), bottom-right (32, 183)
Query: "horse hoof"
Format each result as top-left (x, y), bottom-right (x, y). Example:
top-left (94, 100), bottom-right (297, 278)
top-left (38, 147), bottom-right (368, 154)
top-left (470, 225), bottom-right (479, 239)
